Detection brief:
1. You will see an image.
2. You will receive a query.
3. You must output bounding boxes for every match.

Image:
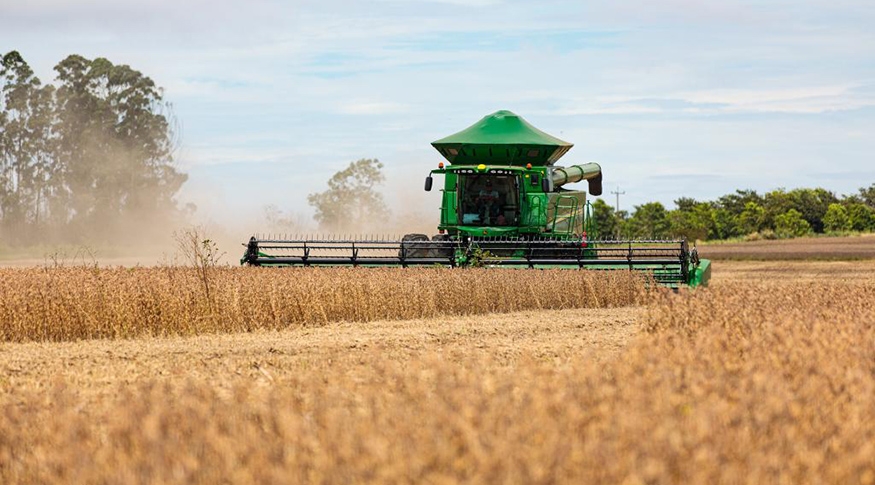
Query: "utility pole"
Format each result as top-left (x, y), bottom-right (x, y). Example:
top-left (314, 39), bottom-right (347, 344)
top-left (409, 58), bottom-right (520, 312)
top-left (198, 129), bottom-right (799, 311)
top-left (611, 186), bottom-right (626, 214)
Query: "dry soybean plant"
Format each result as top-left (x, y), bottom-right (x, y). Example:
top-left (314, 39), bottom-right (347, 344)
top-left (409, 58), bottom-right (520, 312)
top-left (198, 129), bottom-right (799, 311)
top-left (173, 226), bottom-right (226, 313)
top-left (0, 266), bottom-right (649, 342)
top-left (1, 279), bottom-right (874, 484)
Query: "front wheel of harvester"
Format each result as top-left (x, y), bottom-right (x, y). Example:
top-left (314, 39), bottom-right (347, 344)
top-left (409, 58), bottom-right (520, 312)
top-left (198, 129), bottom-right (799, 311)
top-left (429, 234), bottom-right (454, 259)
top-left (401, 233), bottom-right (430, 259)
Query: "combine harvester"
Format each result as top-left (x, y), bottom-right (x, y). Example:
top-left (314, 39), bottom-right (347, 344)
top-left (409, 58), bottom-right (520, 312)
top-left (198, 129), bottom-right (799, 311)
top-left (242, 110), bottom-right (710, 287)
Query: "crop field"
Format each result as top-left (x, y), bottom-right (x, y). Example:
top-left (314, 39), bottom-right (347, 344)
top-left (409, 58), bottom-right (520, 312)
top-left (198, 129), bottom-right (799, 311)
top-left (0, 267), bottom-right (646, 342)
top-left (1, 254), bottom-right (875, 483)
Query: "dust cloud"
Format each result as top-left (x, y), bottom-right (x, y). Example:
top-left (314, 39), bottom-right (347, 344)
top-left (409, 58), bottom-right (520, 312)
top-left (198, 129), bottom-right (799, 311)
top-left (197, 171), bottom-right (446, 264)
top-left (1, 160), bottom-right (447, 268)
top-left (0, 206), bottom-right (443, 270)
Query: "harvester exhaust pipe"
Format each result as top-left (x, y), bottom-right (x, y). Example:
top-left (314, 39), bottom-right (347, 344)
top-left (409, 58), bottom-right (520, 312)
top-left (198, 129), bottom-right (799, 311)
top-left (550, 162), bottom-right (603, 196)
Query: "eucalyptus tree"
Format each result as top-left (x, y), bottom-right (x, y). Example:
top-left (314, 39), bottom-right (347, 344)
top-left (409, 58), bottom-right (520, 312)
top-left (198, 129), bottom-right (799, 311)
top-left (0, 51), bottom-right (56, 238)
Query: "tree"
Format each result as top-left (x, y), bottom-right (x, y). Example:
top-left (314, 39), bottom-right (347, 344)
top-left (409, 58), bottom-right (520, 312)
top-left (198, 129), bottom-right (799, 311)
top-left (859, 183), bottom-right (875, 209)
top-left (669, 201), bottom-right (716, 241)
top-left (52, 54), bottom-right (186, 234)
top-left (822, 203), bottom-right (851, 233)
top-left (736, 201), bottom-right (766, 235)
top-left (262, 204), bottom-right (308, 233)
top-left (716, 189), bottom-right (763, 216)
top-left (762, 188), bottom-right (794, 230)
top-left (786, 188), bottom-right (837, 233)
top-left (0, 51), bottom-right (186, 245)
top-left (774, 209), bottom-right (811, 238)
top-left (712, 207), bottom-right (739, 239)
top-left (0, 51), bottom-right (56, 239)
top-left (307, 158), bottom-right (390, 231)
top-left (846, 203), bottom-right (875, 232)
top-left (673, 197), bottom-right (699, 212)
top-left (626, 202), bottom-right (670, 238)
top-left (591, 198), bottom-right (621, 239)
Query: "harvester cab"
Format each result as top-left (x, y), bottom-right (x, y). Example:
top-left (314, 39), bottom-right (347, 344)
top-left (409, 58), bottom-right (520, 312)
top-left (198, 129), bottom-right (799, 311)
top-left (242, 110), bottom-right (711, 288)
top-left (425, 161), bottom-right (602, 239)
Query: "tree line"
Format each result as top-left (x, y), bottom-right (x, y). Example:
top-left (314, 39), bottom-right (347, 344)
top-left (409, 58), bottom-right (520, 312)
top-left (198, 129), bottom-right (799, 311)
top-left (0, 51), bottom-right (186, 245)
top-left (593, 185), bottom-right (875, 241)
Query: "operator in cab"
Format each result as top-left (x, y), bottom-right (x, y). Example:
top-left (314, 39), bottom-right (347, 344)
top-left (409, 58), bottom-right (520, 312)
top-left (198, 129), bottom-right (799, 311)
top-left (477, 179), bottom-right (501, 224)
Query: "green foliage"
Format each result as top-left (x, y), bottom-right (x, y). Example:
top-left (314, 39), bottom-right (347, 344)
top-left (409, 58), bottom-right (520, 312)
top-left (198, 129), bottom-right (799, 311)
top-left (758, 188), bottom-right (837, 233)
top-left (466, 247), bottom-right (496, 267)
top-left (307, 158), bottom-right (389, 231)
top-left (711, 207), bottom-right (738, 240)
top-left (717, 190), bottom-right (763, 215)
top-left (774, 209), bottom-right (811, 238)
top-left (591, 198), bottom-right (622, 239)
top-left (822, 203), bottom-right (851, 233)
top-left (846, 203), bottom-right (875, 232)
top-left (668, 199), bottom-right (714, 241)
top-left (762, 189), bottom-right (794, 229)
top-left (736, 202), bottom-right (766, 235)
top-left (627, 202), bottom-right (670, 239)
top-left (785, 188), bottom-right (838, 233)
top-left (673, 197), bottom-right (699, 212)
top-left (665, 185), bottom-right (873, 241)
top-left (859, 184), bottom-right (875, 208)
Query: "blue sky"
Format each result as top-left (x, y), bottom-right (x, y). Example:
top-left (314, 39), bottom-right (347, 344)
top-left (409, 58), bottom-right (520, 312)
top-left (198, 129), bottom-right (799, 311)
top-left (2, 0), bottom-right (874, 232)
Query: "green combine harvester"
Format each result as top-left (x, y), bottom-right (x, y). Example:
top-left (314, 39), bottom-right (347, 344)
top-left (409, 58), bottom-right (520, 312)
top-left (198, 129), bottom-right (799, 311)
top-left (242, 110), bottom-right (711, 287)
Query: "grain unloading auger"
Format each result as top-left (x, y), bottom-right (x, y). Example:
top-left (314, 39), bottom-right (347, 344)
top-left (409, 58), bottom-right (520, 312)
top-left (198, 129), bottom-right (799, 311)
top-left (242, 110), bottom-right (711, 288)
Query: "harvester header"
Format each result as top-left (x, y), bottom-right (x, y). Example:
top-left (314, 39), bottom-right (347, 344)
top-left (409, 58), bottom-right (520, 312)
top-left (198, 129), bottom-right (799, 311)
top-left (242, 110), bottom-right (711, 287)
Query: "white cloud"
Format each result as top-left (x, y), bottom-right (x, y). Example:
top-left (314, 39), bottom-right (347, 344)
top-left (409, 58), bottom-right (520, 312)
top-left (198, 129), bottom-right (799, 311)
top-left (677, 85), bottom-right (869, 113)
top-left (336, 102), bottom-right (410, 115)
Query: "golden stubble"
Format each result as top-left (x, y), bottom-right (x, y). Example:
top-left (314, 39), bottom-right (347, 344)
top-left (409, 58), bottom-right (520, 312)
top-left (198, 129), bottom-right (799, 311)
top-left (1, 263), bottom-right (874, 484)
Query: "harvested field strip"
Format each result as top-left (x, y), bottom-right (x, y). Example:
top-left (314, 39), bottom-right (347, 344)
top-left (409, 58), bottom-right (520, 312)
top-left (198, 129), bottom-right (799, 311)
top-left (699, 233), bottom-right (875, 261)
top-left (710, 259), bottom-right (875, 283)
top-left (2, 280), bottom-right (875, 483)
top-left (0, 307), bottom-right (642, 400)
top-left (0, 267), bottom-right (647, 342)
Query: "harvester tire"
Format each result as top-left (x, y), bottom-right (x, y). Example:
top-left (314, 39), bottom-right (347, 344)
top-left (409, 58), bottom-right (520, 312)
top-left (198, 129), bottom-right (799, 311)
top-left (430, 234), bottom-right (454, 259)
top-left (401, 234), bottom-right (431, 259)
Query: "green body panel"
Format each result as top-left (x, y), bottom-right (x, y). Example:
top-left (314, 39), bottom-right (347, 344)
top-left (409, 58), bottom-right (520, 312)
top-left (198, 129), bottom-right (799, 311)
top-left (432, 164), bottom-right (589, 239)
top-left (455, 226), bottom-right (522, 238)
top-left (439, 187), bottom-right (458, 226)
top-left (432, 110), bottom-right (573, 166)
top-left (689, 259), bottom-right (711, 287)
